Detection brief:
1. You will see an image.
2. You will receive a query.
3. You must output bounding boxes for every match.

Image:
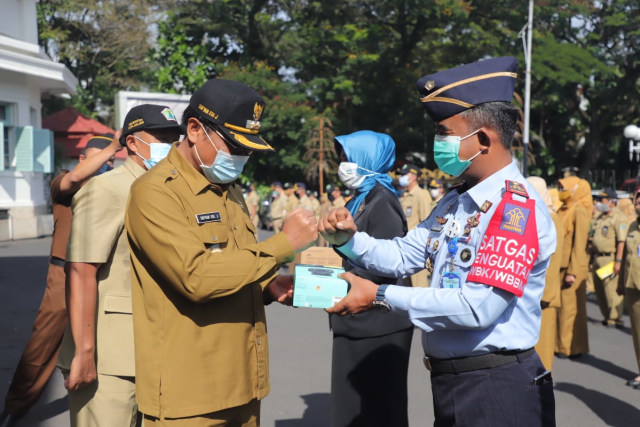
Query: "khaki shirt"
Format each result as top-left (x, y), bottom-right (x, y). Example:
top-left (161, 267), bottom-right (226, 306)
top-left (310, 198), bottom-right (320, 218)
top-left (58, 157), bottom-right (145, 377)
top-left (298, 195), bottom-right (313, 211)
top-left (591, 208), bottom-right (628, 267)
top-left (270, 193), bottom-right (287, 220)
top-left (245, 190), bottom-right (259, 218)
top-left (333, 196), bottom-right (346, 208)
top-left (285, 193), bottom-right (299, 213)
top-left (125, 145), bottom-right (294, 418)
top-left (400, 185), bottom-right (433, 230)
top-left (622, 219), bottom-right (640, 290)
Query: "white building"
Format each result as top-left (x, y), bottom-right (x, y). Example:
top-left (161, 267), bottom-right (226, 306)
top-left (0, 0), bottom-right (77, 240)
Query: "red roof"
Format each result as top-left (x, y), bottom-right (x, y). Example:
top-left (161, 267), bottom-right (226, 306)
top-left (43, 106), bottom-right (126, 159)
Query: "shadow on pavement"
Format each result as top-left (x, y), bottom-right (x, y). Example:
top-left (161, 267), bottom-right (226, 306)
top-left (17, 396), bottom-right (68, 426)
top-left (274, 393), bottom-right (330, 427)
top-left (570, 353), bottom-right (637, 381)
top-left (554, 382), bottom-right (640, 427)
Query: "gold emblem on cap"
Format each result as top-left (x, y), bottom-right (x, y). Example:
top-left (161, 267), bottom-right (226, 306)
top-left (424, 80), bottom-right (435, 91)
top-left (253, 102), bottom-right (264, 120)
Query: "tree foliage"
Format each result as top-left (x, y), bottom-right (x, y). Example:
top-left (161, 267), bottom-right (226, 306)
top-left (38, 0), bottom-right (640, 186)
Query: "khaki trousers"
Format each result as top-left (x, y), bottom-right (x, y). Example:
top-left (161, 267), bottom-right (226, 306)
top-left (4, 263), bottom-right (67, 415)
top-left (626, 287), bottom-right (640, 374)
top-left (67, 373), bottom-right (141, 427)
top-left (535, 306), bottom-right (557, 371)
top-left (143, 399), bottom-right (260, 427)
top-left (593, 271), bottom-right (625, 325)
top-left (556, 278), bottom-right (589, 356)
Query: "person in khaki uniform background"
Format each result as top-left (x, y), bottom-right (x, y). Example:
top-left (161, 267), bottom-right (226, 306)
top-left (328, 184), bottom-right (346, 208)
top-left (398, 163), bottom-right (432, 287)
top-left (591, 188), bottom-right (628, 328)
top-left (0, 134), bottom-right (120, 427)
top-left (244, 182), bottom-right (260, 229)
top-left (125, 79), bottom-right (318, 426)
top-left (428, 178), bottom-right (445, 208)
top-left (294, 182), bottom-right (313, 211)
top-left (618, 191), bottom-right (640, 389)
top-left (58, 104), bottom-right (182, 427)
top-left (556, 176), bottom-right (592, 358)
top-left (270, 181), bottom-right (287, 232)
top-left (528, 177), bottom-right (563, 371)
top-left (284, 182), bottom-right (299, 213)
top-left (308, 190), bottom-right (321, 219)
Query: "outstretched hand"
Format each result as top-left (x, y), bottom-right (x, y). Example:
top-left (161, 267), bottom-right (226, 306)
top-left (325, 271), bottom-right (378, 315)
top-left (318, 207), bottom-right (357, 247)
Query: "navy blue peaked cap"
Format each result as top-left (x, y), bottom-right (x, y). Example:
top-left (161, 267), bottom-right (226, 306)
top-left (417, 57), bottom-right (518, 122)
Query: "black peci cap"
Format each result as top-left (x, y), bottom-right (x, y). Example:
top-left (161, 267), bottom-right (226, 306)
top-left (86, 133), bottom-right (115, 150)
top-left (189, 79), bottom-right (273, 152)
top-left (120, 104), bottom-right (182, 145)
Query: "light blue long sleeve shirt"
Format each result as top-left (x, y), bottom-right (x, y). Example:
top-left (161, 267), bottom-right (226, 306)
top-left (337, 162), bottom-right (557, 358)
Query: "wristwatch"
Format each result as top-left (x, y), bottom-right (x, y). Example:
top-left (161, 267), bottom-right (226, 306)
top-left (371, 285), bottom-right (390, 313)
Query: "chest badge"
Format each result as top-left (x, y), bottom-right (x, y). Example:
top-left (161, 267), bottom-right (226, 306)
top-left (436, 216), bottom-right (449, 225)
top-left (196, 211), bottom-right (222, 224)
top-left (467, 213), bottom-right (481, 228)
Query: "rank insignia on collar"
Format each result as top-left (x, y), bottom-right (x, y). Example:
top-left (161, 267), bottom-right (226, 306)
top-left (506, 180), bottom-right (529, 198)
top-left (467, 213), bottom-right (481, 227)
top-left (426, 258), bottom-right (434, 273)
top-left (432, 240), bottom-right (440, 251)
top-left (436, 216), bottom-right (448, 225)
top-left (480, 201), bottom-right (492, 213)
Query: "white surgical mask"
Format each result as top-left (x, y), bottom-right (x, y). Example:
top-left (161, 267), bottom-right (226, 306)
top-left (430, 188), bottom-right (441, 199)
top-left (338, 162), bottom-right (378, 190)
top-left (194, 124), bottom-right (249, 184)
top-left (134, 135), bottom-right (171, 169)
top-left (398, 175), bottom-right (410, 188)
top-left (596, 202), bottom-right (611, 213)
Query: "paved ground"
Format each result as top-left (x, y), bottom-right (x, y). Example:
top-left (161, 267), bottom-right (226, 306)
top-left (1, 234), bottom-right (639, 426)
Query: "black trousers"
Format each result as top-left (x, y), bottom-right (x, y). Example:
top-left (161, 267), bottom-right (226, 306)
top-left (431, 351), bottom-right (556, 427)
top-left (330, 328), bottom-right (413, 427)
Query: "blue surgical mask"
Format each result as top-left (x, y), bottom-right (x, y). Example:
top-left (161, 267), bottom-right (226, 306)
top-left (433, 129), bottom-right (482, 177)
top-left (96, 163), bottom-right (113, 176)
top-left (134, 136), bottom-right (171, 169)
top-left (194, 124), bottom-right (249, 184)
top-left (398, 175), bottom-right (410, 188)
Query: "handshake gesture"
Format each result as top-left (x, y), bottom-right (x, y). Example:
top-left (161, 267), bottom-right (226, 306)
top-left (280, 207), bottom-right (358, 251)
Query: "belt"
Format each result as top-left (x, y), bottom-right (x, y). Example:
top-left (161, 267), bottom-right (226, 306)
top-left (595, 252), bottom-right (613, 257)
top-left (49, 257), bottom-right (65, 268)
top-left (423, 348), bottom-right (535, 374)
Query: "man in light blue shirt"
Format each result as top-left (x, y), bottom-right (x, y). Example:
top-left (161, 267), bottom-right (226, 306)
top-left (321, 57), bottom-right (556, 426)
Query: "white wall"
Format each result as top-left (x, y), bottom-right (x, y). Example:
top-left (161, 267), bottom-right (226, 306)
top-left (0, 0), bottom-right (38, 45)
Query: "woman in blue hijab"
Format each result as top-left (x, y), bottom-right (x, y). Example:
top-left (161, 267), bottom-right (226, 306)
top-left (330, 130), bottom-right (413, 427)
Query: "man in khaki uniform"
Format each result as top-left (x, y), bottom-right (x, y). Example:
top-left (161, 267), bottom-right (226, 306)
top-left (59, 104), bottom-right (182, 427)
top-left (270, 181), bottom-right (287, 232)
top-left (125, 79), bottom-right (318, 426)
top-left (398, 163), bottom-right (432, 287)
top-left (0, 134), bottom-right (120, 426)
top-left (591, 188), bottom-right (628, 328)
top-left (308, 190), bottom-right (321, 220)
top-left (328, 184), bottom-right (346, 208)
top-left (244, 182), bottom-right (260, 228)
top-left (295, 182), bottom-right (313, 211)
top-left (283, 182), bottom-right (299, 213)
top-left (618, 191), bottom-right (640, 388)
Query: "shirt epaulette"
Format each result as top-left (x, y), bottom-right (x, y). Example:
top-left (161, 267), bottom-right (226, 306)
top-left (505, 180), bottom-right (529, 198)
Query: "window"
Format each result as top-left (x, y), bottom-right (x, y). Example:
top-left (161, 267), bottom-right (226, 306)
top-left (0, 103), bottom-right (14, 169)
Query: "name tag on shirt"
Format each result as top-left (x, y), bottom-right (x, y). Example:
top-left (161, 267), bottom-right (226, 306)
top-left (196, 212), bottom-right (222, 224)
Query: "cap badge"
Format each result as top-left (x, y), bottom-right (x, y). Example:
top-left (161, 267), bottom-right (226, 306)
top-left (253, 102), bottom-right (264, 120)
top-left (161, 107), bottom-right (177, 122)
top-left (245, 119), bottom-right (261, 131)
top-left (424, 80), bottom-right (435, 91)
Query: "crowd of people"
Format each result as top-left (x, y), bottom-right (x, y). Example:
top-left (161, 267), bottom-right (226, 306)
top-left (0, 54), bottom-right (638, 427)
